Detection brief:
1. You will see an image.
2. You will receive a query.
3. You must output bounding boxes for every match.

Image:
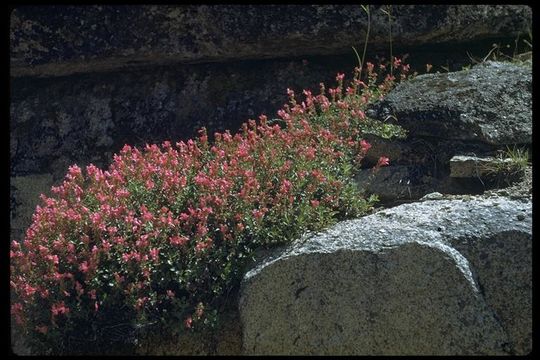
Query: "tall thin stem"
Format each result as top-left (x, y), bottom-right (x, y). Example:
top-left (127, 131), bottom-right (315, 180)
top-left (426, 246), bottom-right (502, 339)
top-left (352, 5), bottom-right (371, 81)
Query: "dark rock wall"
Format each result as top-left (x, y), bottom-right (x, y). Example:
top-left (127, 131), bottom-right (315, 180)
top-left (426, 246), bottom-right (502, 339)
top-left (11, 56), bottom-right (355, 179)
top-left (11, 5), bottom-right (531, 77)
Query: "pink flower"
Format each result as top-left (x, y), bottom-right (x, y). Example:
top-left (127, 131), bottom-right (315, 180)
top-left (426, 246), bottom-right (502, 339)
top-left (195, 239), bottom-right (213, 253)
top-left (11, 303), bottom-right (23, 314)
top-left (366, 62), bottom-right (374, 73)
top-left (184, 316), bottom-right (193, 329)
top-left (310, 169), bottom-right (326, 182)
top-left (336, 100), bottom-right (348, 109)
top-left (145, 179), bottom-right (155, 189)
top-left (194, 173), bottom-right (212, 187)
top-left (303, 147), bottom-right (316, 160)
top-left (149, 248), bottom-right (160, 262)
top-left (23, 284), bottom-right (37, 297)
top-left (196, 224), bottom-right (209, 237)
top-left (360, 139), bottom-right (372, 153)
top-left (252, 208), bottom-right (266, 220)
top-left (107, 226), bottom-right (118, 236)
top-left (280, 179), bottom-right (292, 194)
top-left (79, 261), bottom-right (89, 273)
top-left (219, 224), bottom-right (229, 235)
top-left (102, 241), bottom-right (112, 252)
top-left (141, 205), bottom-right (154, 222)
top-left (67, 164), bottom-right (82, 179)
top-left (135, 297), bottom-right (148, 310)
top-left (11, 303), bottom-right (24, 325)
top-left (51, 302), bottom-right (70, 316)
top-left (277, 109), bottom-right (291, 121)
top-left (353, 109), bottom-right (366, 120)
top-left (377, 156), bottom-right (390, 167)
top-left (170, 235), bottom-right (189, 246)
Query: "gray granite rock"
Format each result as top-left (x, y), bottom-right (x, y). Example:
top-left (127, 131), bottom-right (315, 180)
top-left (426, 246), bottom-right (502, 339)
top-left (239, 197), bottom-right (531, 355)
top-left (10, 5), bottom-right (531, 77)
top-left (368, 61), bottom-right (532, 145)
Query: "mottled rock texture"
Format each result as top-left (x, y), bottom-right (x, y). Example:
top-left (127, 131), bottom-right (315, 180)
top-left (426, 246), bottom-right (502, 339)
top-left (239, 197), bottom-right (531, 355)
top-left (10, 174), bottom-right (54, 242)
top-left (10, 58), bottom-right (346, 176)
top-left (10, 5), bottom-right (531, 77)
top-left (449, 155), bottom-right (514, 178)
top-left (368, 61), bottom-right (532, 145)
top-left (357, 61), bottom-right (532, 203)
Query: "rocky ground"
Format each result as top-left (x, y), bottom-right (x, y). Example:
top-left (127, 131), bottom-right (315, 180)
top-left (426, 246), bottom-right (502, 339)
top-left (420, 165), bottom-right (532, 201)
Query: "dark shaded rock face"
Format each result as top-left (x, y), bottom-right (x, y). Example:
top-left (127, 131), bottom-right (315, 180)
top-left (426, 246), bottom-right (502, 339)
top-left (10, 5), bottom-right (531, 77)
top-left (11, 57), bottom-right (354, 178)
top-left (368, 61), bottom-right (532, 146)
top-left (357, 61), bottom-right (531, 203)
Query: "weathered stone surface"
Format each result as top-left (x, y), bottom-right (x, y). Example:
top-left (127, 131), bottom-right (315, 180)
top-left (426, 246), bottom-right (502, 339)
top-left (375, 197), bottom-right (532, 355)
top-left (239, 197), bottom-right (531, 355)
top-left (367, 61), bottom-right (532, 145)
top-left (10, 55), bottom-right (354, 179)
top-left (361, 134), bottom-right (409, 166)
top-left (449, 155), bottom-right (514, 177)
top-left (10, 5), bottom-right (531, 77)
top-left (10, 174), bottom-right (54, 241)
top-left (419, 191), bottom-right (444, 200)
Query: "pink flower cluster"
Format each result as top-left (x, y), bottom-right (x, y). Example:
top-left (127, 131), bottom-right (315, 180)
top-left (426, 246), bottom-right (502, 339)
top-left (10, 59), bottom-right (406, 352)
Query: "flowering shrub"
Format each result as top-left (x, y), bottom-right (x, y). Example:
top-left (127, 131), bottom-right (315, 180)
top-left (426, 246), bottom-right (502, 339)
top-left (11, 60), bottom-right (409, 354)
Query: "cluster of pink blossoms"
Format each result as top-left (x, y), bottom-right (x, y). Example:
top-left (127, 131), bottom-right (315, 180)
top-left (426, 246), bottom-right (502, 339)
top-left (10, 60), bottom-right (408, 353)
